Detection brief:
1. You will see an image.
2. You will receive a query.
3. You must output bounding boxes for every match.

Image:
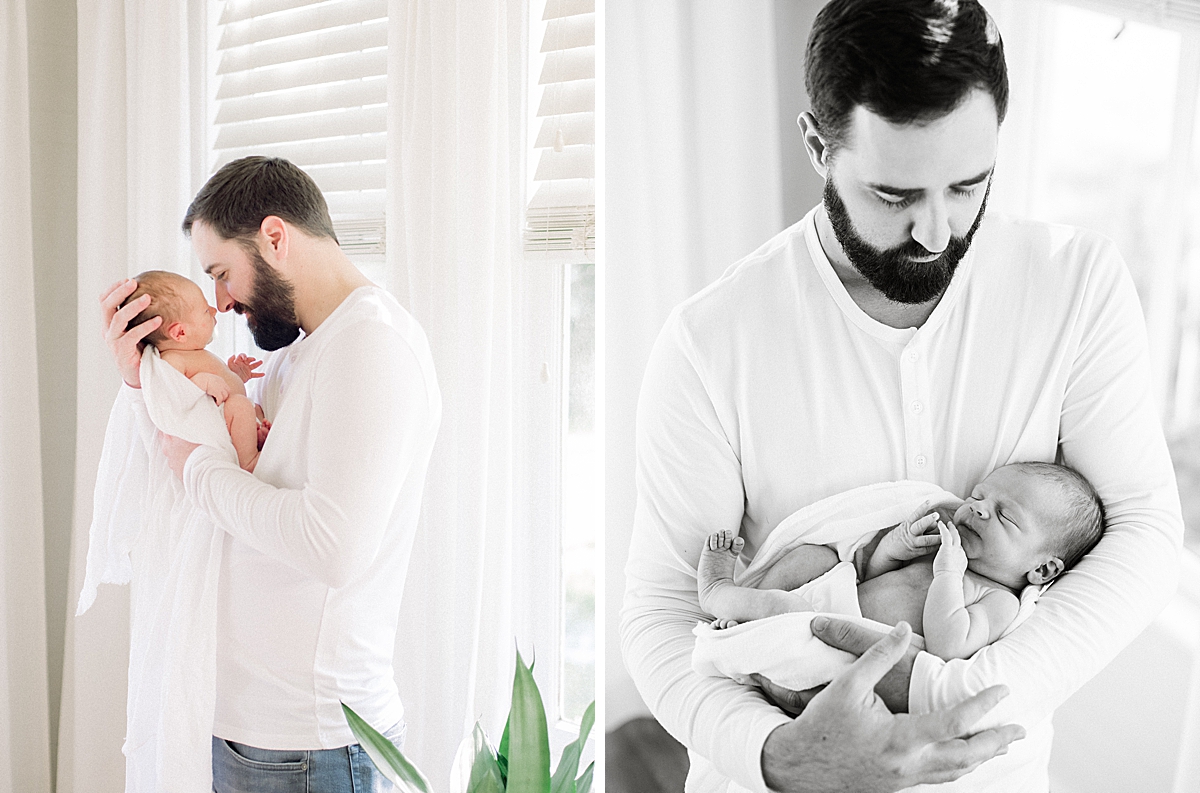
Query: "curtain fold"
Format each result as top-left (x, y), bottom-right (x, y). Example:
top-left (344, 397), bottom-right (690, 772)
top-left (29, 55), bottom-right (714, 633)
top-left (386, 1), bottom-right (523, 788)
top-left (59, 1), bottom-right (193, 790)
top-left (603, 0), bottom-right (786, 729)
top-left (0, 0), bottom-right (54, 790)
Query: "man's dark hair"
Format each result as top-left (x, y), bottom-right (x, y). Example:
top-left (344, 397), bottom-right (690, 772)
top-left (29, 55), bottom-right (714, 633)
top-left (805, 0), bottom-right (1008, 152)
top-left (182, 156), bottom-right (338, 244)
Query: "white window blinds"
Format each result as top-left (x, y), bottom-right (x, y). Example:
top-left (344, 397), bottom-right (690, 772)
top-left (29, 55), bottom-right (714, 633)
top-left (526, 0), bottom-right (596, 252)
top-left (212, 0), bottom-right (387, 254)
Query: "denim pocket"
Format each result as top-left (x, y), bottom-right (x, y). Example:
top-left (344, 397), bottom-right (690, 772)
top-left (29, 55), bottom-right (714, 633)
top-left (216, 737), bottom-right (307, 772)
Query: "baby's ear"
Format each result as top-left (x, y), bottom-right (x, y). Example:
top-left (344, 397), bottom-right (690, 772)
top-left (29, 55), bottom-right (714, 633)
top-left (1027, 556), bottom-right (1065, 586)
top-left (165, 320), bottom-right (186, 341)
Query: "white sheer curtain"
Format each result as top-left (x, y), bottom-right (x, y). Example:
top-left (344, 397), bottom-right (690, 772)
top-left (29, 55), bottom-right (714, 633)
top-left (386, 0), bottom-right (523, 788)
top-left (604, 0), bottom-right (786, 729)
top-left (58, 2), bottom-right (193, 790)
top-left (0, 1), bottom-right (53, 790)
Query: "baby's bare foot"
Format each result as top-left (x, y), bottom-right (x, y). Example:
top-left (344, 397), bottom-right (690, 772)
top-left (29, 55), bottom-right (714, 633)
top-left (711, 618), bottom-right (740, 630)
top-left (698, 530), bottom-right (745, 617)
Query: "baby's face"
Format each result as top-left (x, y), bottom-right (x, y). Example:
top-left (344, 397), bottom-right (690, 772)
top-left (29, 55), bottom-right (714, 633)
top-left (174, 281), bottom-right (219, 349)
top-left (951, 465), bottom-right (1062, 588)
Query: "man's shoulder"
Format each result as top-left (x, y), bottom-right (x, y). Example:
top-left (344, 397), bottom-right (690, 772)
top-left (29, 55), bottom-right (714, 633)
top-left (670, 220), bottom-right (814, 334)
top-left (972, 214), bottom-right (1128, 294)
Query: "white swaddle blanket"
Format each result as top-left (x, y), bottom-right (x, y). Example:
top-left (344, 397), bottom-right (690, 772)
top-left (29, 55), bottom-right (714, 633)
top-left (691, 480), bottom-right (1043, 698)
top-left (78, 346), bottom-right (238, 793)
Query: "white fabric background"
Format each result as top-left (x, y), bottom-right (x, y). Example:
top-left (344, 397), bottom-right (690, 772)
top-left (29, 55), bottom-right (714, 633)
top-left (0, 0), bottom-right (54, 789)
top-left (385, 1), bottom-right (524, 788)
top-left (604, 0), bottom-right (788, 728)
top-left (57, 1), bottom-right (194, 790)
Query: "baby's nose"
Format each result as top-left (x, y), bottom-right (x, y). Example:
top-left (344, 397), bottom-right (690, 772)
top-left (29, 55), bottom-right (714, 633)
top-left (972, 503), bottom-right (990, 520)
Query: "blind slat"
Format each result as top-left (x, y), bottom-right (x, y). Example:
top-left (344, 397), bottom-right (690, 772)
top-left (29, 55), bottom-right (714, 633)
top-left (1066, 0), bottom-right (1200, 31)
top-left (216, 77), bottom-right (386, 124)
top-left (325, 189), bottom-right (386, 215)
top-left (533, 147), bottom-right (595, 181)
top-left (536, 78), bottom-right (595, 117)
top-left (303, 161), bottom-right (385, 192)
top-left (220, 0), bottom-right (324, 26)
top-left (214, 106), bottom-right (386, 149)
top-left (219, 0), bottom-right (386, 49)
top-left (215, 49), bottom-right (386, 100)
top-left (538, 46), bottom-right (595, 84)
top-left (214, 133), bottom-right (386, 171)
top-left (544, 0), bottom-right (594, 20)
top-left (218, 20), bottom-right (386, 74)
top-left (541, 14), bottom-right (595, 52)
top-left (533, 112), bottom-right (594, 148)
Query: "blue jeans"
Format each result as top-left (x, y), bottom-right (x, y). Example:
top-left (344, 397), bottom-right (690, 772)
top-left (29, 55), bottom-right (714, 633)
top-left (212, 722), bottom-right (406, 793)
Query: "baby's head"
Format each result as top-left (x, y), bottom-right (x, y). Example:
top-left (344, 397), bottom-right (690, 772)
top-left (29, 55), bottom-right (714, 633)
top-left (120, 270), bottom-right (217, 352)
top-left (951, 462), bottom-right (1105, 590)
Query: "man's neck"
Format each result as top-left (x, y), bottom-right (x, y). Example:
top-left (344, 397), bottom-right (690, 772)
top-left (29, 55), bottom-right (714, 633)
top-left (814, 207), bottom-right (943, 330)
top-left (293, 248), bottom-right (374, 334)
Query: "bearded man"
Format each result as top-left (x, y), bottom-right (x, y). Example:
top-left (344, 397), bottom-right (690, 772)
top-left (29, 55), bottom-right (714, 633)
top-left (620, 1), bottom-right (1182, 791)
top-left (101, 156), bottom-right (440, 792)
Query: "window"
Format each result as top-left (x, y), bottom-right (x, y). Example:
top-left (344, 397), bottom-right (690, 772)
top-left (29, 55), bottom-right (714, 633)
top-left (990, 0), bottom-right (1200, 555)
top-left (203, 0), bottom-right (389, 359)
top-left (522, 0), bottom-right (597, 740)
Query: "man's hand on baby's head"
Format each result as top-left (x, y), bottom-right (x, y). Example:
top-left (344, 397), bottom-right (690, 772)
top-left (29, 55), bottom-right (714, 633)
top-left (100, 278), bottom-right (163, 389)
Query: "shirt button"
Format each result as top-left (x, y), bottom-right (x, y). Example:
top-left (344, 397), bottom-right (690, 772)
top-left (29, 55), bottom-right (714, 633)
top-left (911, 401), bottom-right (924, 414)
top-left (915, 455), bottom-right (927, 467)
top-left (907, 350), bottom-right (919, 362)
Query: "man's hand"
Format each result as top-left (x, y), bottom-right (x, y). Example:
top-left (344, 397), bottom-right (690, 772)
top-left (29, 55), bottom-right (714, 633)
top-left (100, 278), bottom-right (162, 388)
top-left (160, 432), bottom-right (200, 479)
top-left (761, 622), bottom-right (1024, 792)
top-left (227, 353), bottom-right (265, 383)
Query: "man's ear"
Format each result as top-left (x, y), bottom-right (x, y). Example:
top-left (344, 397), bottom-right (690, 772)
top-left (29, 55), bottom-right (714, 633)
top-left (798, 111), bottom-right (833, 178)
top-left (259, 215), bottom-right (289, 263)
top-left (1027, 556), bottom-right (1065, 586)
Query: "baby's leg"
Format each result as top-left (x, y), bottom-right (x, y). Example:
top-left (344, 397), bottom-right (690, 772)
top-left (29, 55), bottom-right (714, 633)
top-left (223, 394), bottom-right (260, 472)
top-left (698, 531), bottom-right (814, 624)
top-left (756, 544), bottom-right (840, 591)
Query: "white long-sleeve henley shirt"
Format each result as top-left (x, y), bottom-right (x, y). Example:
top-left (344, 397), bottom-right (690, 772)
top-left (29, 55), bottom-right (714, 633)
top-left (620, 208), bottom-right (1182, 792)
top-left (182, 286), bottom-right (441, 749)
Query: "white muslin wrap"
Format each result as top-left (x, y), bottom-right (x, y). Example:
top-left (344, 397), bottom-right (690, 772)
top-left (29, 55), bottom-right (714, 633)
top-left (688, 481), bottom-right (1045, 792)
top-left (78, 346), bottom-right (238, 793)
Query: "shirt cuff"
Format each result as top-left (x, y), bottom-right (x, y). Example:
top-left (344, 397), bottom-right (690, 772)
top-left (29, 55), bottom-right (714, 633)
top-left (908, 650), bottom-right (945, 716)
top-left (744, 710), bottom-right (795, 793)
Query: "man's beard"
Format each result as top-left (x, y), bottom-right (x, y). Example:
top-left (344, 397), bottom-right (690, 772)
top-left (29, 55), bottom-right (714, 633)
top-left (823, 175), bottom-right (990, 304)
top-left (234, 246), bottom-right (302, 351)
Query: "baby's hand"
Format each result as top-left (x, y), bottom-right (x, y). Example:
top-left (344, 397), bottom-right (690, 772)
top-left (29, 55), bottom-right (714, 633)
top-left (206, 378), bottom-right (230, 406)
top-left (933, 521), bottom-right (968, 577)
top-left (880, 501), bottom-right (941, 561)
top-left (227, 353), bottom-right (265, 383)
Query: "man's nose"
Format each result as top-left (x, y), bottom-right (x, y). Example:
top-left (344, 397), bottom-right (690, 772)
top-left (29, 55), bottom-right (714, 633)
top-left (215, 280), bottom-right (233, 312)
top-left (910, 195), bottom-right (951, 255)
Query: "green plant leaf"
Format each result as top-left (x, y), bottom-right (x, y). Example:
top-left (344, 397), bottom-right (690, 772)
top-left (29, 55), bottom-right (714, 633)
top-left (342, 702), bottom-right (433, 793)
top-left (506, 649), bottom-right (551, 793)
top-left (576, 761), bottom-right (594, 793)
top-left (550, 701), bottom-right (595, 793)
top-left (450, 721), bottom-right (505, 793)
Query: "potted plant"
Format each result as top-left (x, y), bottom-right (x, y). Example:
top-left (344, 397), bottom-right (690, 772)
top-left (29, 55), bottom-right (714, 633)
top-left (343, 649), bottom-right (594, 793)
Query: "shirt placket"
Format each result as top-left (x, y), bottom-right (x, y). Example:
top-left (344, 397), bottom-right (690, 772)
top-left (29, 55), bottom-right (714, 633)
top-left (900, 341), bottom-right (937, 482)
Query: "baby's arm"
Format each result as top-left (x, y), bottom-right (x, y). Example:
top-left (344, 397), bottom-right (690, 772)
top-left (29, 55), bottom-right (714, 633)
top-left (189, 372), bottom-right (231, 405)
top-left (864, 502), bottom-right (942, 580)
top-left (923, 523), bottom-right (1020, 660)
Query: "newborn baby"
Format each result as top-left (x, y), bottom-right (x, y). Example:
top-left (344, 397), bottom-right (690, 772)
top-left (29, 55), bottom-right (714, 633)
top-left (697, 462), bottom-right (1105, 660)
top-left (120, 270), bottom-right (268, 472)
